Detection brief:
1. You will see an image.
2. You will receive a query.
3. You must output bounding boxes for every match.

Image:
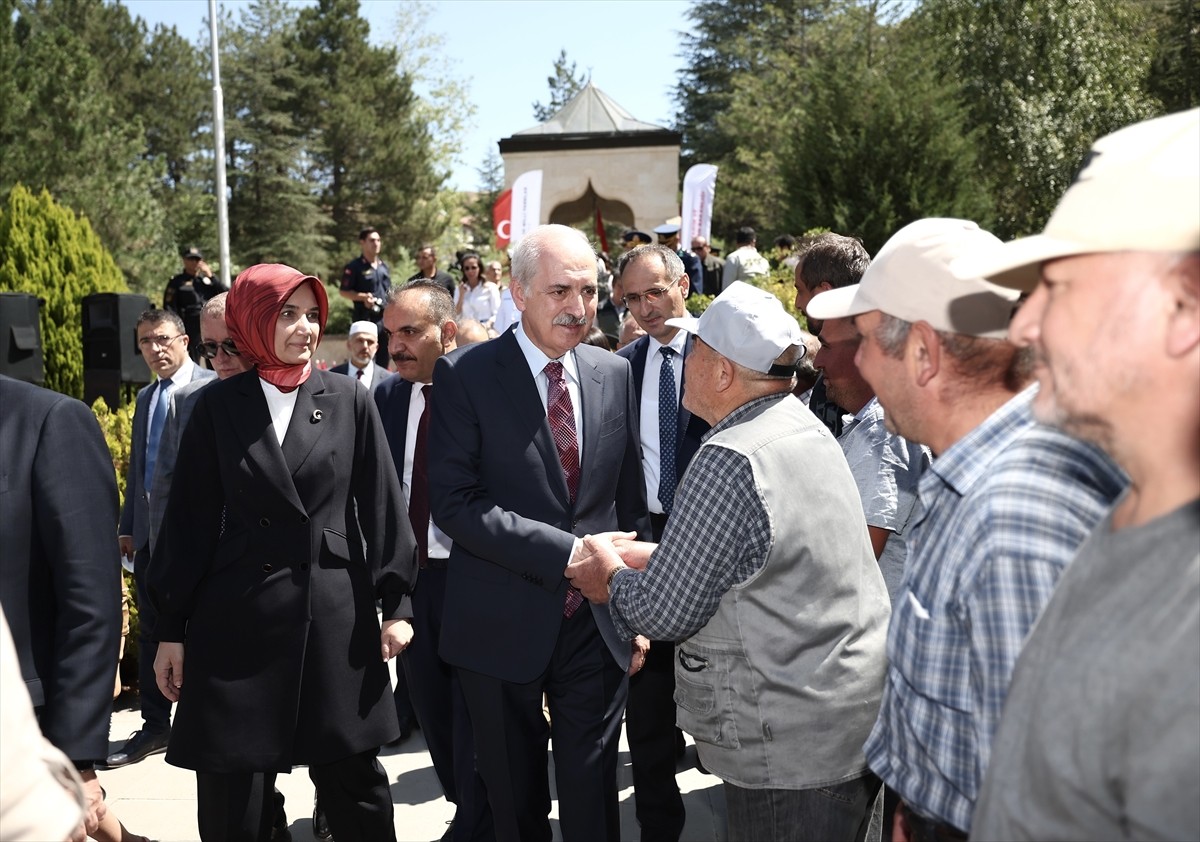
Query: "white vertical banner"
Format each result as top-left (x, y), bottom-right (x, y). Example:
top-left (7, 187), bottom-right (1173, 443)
top-left (681, 164), bottom-right (718, 246)
top-left (509, 170), bottom-right (543, 245)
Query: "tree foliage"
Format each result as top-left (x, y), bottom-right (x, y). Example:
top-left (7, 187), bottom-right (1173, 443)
top-left (675, 0), bottom-right (1177, 249)
top-left (0, 185), bottom-right (128, 398)
top-left (533, 49), bottom-right (589, 122)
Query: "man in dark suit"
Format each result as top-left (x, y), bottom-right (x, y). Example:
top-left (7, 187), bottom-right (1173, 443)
top-left (0, 375), bottom-right (123, 836)
top-left (375, 280), bottom-right (493, 841)
top-left (330, 319), bottom-right (391, 391)
top-left (614, 245), bottom-right (711, 841)
top-left (429, 224), bottom-right (650, 842)
top-left (111, 309), bottom-right (215, 768)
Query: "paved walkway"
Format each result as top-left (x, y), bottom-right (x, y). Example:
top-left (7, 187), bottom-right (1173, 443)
top-left (99, 705), bottom-right (729, 841)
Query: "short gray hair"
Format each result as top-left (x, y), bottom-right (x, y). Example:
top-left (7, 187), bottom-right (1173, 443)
top-left (511, 225), bottom-right (594, 292)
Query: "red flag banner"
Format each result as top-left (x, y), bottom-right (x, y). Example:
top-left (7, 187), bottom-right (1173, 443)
top-left (594, 205), bottom-right (608, 253)
top-left (493, 188), bottom-right (513, 251)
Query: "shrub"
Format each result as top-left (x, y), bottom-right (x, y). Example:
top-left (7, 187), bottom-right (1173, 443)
top-left (0, 185), bottom-right (128, 397)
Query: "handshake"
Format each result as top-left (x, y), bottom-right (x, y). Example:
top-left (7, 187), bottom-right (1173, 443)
top-left (564, 531), bottom-right (655, 604)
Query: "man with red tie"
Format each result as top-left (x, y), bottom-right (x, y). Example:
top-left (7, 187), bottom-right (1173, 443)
top-left (429, 225), bottom-right (650, 842)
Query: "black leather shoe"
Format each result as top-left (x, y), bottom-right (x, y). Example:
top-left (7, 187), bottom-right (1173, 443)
top-left (105, 728), bottom-right (169, 768)
top-left (312, 801), bottom-right (331, 840)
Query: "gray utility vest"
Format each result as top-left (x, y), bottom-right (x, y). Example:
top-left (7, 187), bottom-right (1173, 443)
top-left (674, 395), bottom-right (891, 789)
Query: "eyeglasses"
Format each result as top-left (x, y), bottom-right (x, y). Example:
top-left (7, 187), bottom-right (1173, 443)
top-left (621, 276), bottom-right (680, 307)
top-left (198, 339), bottom-right (241, 359)
top-left (138, 334), bottom-right (184, 349)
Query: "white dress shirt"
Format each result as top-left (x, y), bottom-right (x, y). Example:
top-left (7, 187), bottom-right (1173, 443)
top-left (259, 378), bottom-right (299, 446)
top-left (638, 331), bottom-right (687, 514)
top-left (402, 380), bottom-right (453, 559)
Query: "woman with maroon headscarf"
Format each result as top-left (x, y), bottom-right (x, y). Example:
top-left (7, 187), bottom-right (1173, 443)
top-left (149, 264), bottom-right (417, 840)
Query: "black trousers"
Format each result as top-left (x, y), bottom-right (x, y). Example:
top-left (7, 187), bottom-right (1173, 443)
top-left (134, 546), bottom-right (171, 732)
top-left (458, 607), bottom-right (628, 842)
top-left (403, 564), bottom-right (493, 840)
top-left (196, 749), bottom-right (393, 841)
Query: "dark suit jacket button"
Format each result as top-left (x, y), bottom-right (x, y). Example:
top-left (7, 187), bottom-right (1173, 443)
top-left (299, 562), bottom-right (309, 571)
top-left (262, 563), bottom-right (273, 572)
top-left (259, 517), bottom-right (270, 527)
top-left (299, 515), bottom-right (309, 524)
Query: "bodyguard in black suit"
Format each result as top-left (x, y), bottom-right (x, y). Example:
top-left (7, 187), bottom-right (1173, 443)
top-left (0, 375), bottom-right (122, 832)
top-left (614, 246), bottom-right (711, 841)
top-left (375, 280), bottom-right (492, 840)
top-left (429, 225), bottom-right (650, 842)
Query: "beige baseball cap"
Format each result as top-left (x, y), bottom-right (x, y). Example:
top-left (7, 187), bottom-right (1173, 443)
top-left (805, 218), bottom-right (1020, 339)
top-left (665, 281), bottom-right (802, 374)
top-left (952, 108), bottom-right (1200, 291)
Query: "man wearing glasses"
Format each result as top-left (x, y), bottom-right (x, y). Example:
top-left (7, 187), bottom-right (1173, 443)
top-left (110, 309), bottom-right (214, 769)
top-left (614, 244), bottom-right (710, 841)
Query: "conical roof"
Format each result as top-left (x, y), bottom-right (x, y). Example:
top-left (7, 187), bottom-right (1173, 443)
top-left (513, 82), bottom-right (668, 136)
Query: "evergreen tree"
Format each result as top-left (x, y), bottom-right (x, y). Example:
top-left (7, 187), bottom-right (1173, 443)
top-left (532, 49), bottom-right (588, 122)
top-left (292, 0), bottom-right (445, 282)
top-left (1147, 0), bottom-right (1200, 112)
top-left (0, 185), bottom-right (128, 398)
top-left (781, 26), bottom-right (994, 253)
top-left (1, 0), bottom-right (177, 300)
top-left (224, 0), bottom-right (331, 275)
top-left (917, 0), bottom-right (1161, 239)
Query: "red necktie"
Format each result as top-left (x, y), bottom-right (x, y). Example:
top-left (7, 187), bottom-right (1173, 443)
top-left (356, 368), bottom-right (364, 381)
top-left (544, 361), bottom-right (583, 617)
top-left (408, 385), bottom-right (432, 567)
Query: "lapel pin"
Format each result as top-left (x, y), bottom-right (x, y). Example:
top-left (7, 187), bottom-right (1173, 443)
top-left (311, 409), bottom-right (323, 423)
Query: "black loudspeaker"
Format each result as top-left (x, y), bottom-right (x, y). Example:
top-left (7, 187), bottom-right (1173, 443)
top-left (0, 292), bottom-right (44, 385)
top-left (82, 293), bottom-right (152, 408)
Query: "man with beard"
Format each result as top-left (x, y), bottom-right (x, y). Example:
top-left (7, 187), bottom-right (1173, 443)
top-left (331, 320), bottom-right (390, 391)
top-left (806, 218), bottom-right (1127, 841)
top-left (375, 281), bottom-right (492, 841)
top-left (956, 108), bottom-right (1200, 841)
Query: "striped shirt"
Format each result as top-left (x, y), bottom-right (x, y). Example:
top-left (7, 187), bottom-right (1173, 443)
top-left (863, 386), bottom-right (1126, 831)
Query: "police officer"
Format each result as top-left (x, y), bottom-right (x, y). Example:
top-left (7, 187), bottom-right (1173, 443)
top-left (340, 227), bottom-right (392, 368)
top-left (163, 247), bottom-right (228, 362)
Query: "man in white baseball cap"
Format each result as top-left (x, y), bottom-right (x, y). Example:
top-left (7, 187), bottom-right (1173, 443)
top-left (806, 218), bottom-right (1126, 840)
top-left (960, 109), bottom-right (1200, 841)
top-left (566, 281), bottom-right (891, 841)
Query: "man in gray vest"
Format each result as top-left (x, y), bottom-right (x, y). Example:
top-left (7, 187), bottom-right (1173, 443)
top-left (567, 281), bottom-right (891, 842)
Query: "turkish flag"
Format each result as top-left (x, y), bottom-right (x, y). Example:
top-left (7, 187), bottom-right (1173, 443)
top-left (493, 188), bottom-right (513, 251)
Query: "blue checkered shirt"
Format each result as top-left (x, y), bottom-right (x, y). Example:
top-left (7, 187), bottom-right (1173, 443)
top-left (608, 394), bottom-right (778, 642)
top-left (863, 386), bottom-right (1127, 831)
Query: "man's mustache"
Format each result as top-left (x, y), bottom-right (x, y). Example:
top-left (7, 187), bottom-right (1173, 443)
top-left (553, 314), bottom-right (588, 327)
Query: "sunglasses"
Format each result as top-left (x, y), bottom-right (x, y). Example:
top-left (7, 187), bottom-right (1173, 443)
top-left (198, 339), bottom-right (241, 359)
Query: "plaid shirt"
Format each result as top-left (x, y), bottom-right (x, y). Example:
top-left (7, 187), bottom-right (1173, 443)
top-left (608, 394), bottom-right (779, 642)
top-left (863, 386), bottom-right (1126, 831)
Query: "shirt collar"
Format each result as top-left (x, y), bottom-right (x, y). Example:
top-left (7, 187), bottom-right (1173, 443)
top-left (648, 329), bottom-right (688, 359)
top-left (168, 354), bottom-right (196, 385)
top-left (514, 322), bottom-right (579, 384)
top-left (702, 392), bottom-right (789, 441)
top-left (925, 384), bottom-right (1038, 497)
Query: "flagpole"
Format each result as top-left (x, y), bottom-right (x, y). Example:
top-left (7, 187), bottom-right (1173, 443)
top-left (208, 0), bottom-right (231, 288)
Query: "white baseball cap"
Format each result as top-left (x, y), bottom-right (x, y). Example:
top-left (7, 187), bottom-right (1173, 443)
top-left (952, 108), bottom-right (1200, 291)
top-left (348, 320), bottom-right (379, 339)
top-left (665, 281), bottom-right (802, 374)
top-left (805, 218), bottom-right (1020, 339)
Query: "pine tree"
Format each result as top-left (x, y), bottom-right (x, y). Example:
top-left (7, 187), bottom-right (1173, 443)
top-left (0, 185), bottom-right (128, 397)
top-left (532, 49), bottom-right (588, 122)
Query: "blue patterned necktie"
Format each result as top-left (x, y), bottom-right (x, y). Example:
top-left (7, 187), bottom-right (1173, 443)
top-left (658, 347), bottom-right (678, 514)
top-left (144, 376), bottom-right (173, 493)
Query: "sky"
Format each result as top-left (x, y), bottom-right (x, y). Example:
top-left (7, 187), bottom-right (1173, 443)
top-left (119, 0), bottom-right (693, 192)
